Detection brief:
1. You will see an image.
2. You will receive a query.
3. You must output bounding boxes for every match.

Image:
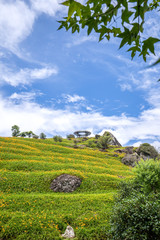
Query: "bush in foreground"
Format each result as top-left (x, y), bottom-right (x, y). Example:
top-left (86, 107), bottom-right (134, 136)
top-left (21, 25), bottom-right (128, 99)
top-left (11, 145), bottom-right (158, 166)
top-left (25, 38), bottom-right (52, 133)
top-left (110, 159), bottom-right (160, 240)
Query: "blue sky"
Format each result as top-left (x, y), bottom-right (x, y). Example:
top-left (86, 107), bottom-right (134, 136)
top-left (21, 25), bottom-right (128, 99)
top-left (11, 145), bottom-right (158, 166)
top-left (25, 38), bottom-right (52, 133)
top-left (1, 0), bottom-right (160, 148)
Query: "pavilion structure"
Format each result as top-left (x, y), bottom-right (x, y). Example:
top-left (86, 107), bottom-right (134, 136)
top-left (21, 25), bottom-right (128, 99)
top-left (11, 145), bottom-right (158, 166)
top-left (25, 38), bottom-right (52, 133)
top-left (74, 130), bottom-right (91, 138)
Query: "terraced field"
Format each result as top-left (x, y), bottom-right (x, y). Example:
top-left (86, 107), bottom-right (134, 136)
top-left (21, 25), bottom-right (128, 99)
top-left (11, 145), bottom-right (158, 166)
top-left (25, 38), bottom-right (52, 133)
top-left (0, 137), bottom-right (134, 239)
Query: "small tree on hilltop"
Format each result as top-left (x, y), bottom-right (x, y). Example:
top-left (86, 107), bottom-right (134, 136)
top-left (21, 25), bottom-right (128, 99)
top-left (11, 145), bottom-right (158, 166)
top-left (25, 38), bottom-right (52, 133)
top-left (20, 132), bottom-right (26, 137)
top-left (26, 131), bottom-right (34, 138)
top-left (33, 134), bottom-right (39, 139)
top-left (40, 133), bottom-right (46, 139)
top-left (67, 134), bottom-right (75, 140)
top-left (53, 135), bottom-right (63, 142)
top-left (97, 132), bottom-right (112, 149)
top-left (11, 125), bottom-right (20, 137)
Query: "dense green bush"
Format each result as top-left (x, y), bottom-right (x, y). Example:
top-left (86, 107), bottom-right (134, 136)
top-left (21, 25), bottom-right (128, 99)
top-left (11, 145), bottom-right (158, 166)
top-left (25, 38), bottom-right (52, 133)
top-left (110, 159), bottom-right (160, 240)
top-left (95, 134), bottom-right (100, 139)
top-left (87, 140), bottom-right (97, 148)
top-left (97, 133), bottom-right (111, 149)
top-left (110, 194), bottom-right (160, 240)
top-left (137, 143), bottom-right (158, 159)
top-left (39, 133), bottom-right (46, 139)
top-left (32, 134), bottom-right (39, 139)
top-left (53, 135), bottom-right (63, 142)
top-left (133, 159), bottom-right (160, 194)
top-left (66, 134), bottom-right (75, 139)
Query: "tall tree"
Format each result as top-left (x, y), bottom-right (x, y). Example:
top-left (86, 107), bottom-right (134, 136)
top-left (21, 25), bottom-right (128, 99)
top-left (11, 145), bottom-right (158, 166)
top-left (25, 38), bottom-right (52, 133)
top-left (11, 125), bottom-right (20, 137)
top-left (39, 133), bottom-right (46, 139)
top-left (59, 0), bottom-right (160, 63)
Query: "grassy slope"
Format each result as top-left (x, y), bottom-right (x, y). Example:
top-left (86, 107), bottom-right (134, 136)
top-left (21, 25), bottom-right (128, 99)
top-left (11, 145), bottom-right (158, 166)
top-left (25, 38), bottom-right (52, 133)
top-left (0, 137), bottom-right (134, 240)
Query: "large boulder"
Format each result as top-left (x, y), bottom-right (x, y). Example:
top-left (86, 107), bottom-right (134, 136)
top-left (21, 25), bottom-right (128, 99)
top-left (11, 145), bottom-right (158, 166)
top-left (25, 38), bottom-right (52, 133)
top-left (121, 153), bottom-right (140, 167)
top-left (136, 143), bottom-right (158, 160)
top-left (103, 131), bottom-right (122, 146)
top-left (50, 174), bottom-right (82, 193)
top-left (62, 226), bottom-right (75, 239)
top-left (115, 146), bottom-right (134, 154)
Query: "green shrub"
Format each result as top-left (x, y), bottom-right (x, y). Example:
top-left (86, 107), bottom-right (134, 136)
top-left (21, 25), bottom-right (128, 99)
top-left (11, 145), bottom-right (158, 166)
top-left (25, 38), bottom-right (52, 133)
top-left (53, 135), bottom-right (63, 142)
top-left (133, 159), bottom-right (160, 194)
top-left (32, 134), bottom-right (39, 139)
top-left (66, 134), bottom-right (75, 139)
top-left (97, 133), bottom-right (111, 149)
top-left (110, 159), bottom-right (160, 239)
top-left (110, 194), bottom-right (160, 240)
top-left (95, 134), bottom-right (100, 139)
top-left (87, 140), bottom-right (97, 148)
top-left (137, 143), bottom-right (158, 159)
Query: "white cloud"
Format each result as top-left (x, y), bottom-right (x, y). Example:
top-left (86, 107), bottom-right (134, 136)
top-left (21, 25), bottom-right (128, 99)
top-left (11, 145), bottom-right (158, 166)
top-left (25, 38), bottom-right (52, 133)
top-left (63, 94), bottom-right (86, 103)
top-left (30, 67), bottom-right (58, 79)
top-left (119, 83), bottom-right (132, 91)
top-left (0, 0), bottom-right (35, 52)
top-left (0, 93), bottom-right (160, 147)
top-left (67, 35), bottom-right (98, 47)
top-left (30, 0), bottom-right (63, 16)
top-left (0, 63), bottom-right (58, 86)
top-left (133, 141), bottom-right (142, 147)
top-left (9, 91), bottom-right (43, 102)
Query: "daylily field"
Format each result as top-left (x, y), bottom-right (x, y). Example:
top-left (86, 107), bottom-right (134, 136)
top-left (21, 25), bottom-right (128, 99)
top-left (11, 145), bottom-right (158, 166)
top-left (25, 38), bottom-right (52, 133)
top-left (0, 137), bottom-right (134, 239)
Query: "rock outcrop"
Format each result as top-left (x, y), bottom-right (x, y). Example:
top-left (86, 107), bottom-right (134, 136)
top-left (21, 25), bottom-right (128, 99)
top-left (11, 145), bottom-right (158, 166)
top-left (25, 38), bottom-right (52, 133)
top-left (115, 147), bottom-right (134, 154)
top-left (103, 131), bottom-right (122, 146)
top-left (136, 143), bottom-right (158, 160)
top-left (62, 226), bottom-right (75, 239)
top-left (121, 153), bottom-right (140, 167)
top-left (50, 174), bottom-right (82, 193)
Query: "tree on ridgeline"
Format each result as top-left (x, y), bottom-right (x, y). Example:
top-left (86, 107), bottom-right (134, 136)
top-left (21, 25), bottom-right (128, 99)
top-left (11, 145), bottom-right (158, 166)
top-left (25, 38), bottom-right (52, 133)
top-left (40, 132), bottom-right (46, 139)
top-left (11, 125), bottom-right (20, 137)
top-left (25, 131), bottom-right (34, 138)
top-left (20, 132), bottom-right (26, 137)
top-left (33, 134), bottom-right (39, 139)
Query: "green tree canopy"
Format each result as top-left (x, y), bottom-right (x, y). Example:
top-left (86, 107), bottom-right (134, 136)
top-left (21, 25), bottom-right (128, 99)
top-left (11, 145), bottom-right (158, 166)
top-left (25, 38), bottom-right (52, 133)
top-left (39, 132), bottom-right (46, 139)
top-left (59, 0), bottom-right (160, 63)
top-left (11, 125), bottom-right (20, 137)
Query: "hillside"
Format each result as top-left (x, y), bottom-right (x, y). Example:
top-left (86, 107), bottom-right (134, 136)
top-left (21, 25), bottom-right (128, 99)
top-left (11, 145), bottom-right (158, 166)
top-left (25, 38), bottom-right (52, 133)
top-left (0, 137), bottom-right (134, 239)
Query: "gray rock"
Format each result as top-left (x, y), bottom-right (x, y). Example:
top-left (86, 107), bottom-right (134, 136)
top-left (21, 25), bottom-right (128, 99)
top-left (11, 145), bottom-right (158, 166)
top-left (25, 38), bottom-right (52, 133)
top-left (136, 143), bottom-right (158, 160)
top-left (50, 174), bottom-right (82, 193)
top-left (139, 153), bottom-right (152, 161)
top-left (62, 226), bottom-right (75, 239)
top-left (121, 153), bottom-right (140, 167)
top-left (115, 146), bottom-right (134, 154)
top-left (104, 131), bottom-right (122, 146)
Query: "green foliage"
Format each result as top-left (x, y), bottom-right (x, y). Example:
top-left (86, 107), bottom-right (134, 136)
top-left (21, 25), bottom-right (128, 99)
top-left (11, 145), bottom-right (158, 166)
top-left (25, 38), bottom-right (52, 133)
top-left (133, 159), bottom-right (160, 194)
top-left (39, 132), bottom-right (46, 139)
top-left (25, 131), bottom-right (34, 138)
top-left (59, 0), bottom-right (160, 63)
top-left (97, 132), bottom-right (112, 149)
top-left (137, 143), bottom-right (158, 159)
top-left (20, 132), bottom-right (26, 137)
top-left (110, 159), bottom-right (160, 239)
top-left (110, 194), bottom-right (160, 240)
top-left (53, 135), bottom-right (63, 142)
top-left (66, 134), bottom-right (75, 139)
top-left (95, 134), bottom-right (100, 139)
top-left (87, 139), bottom-right (97, 148)
top-left (11, 125), bottom-right (20, 137)
top-left (32, 134), bottom-right (39, 139)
